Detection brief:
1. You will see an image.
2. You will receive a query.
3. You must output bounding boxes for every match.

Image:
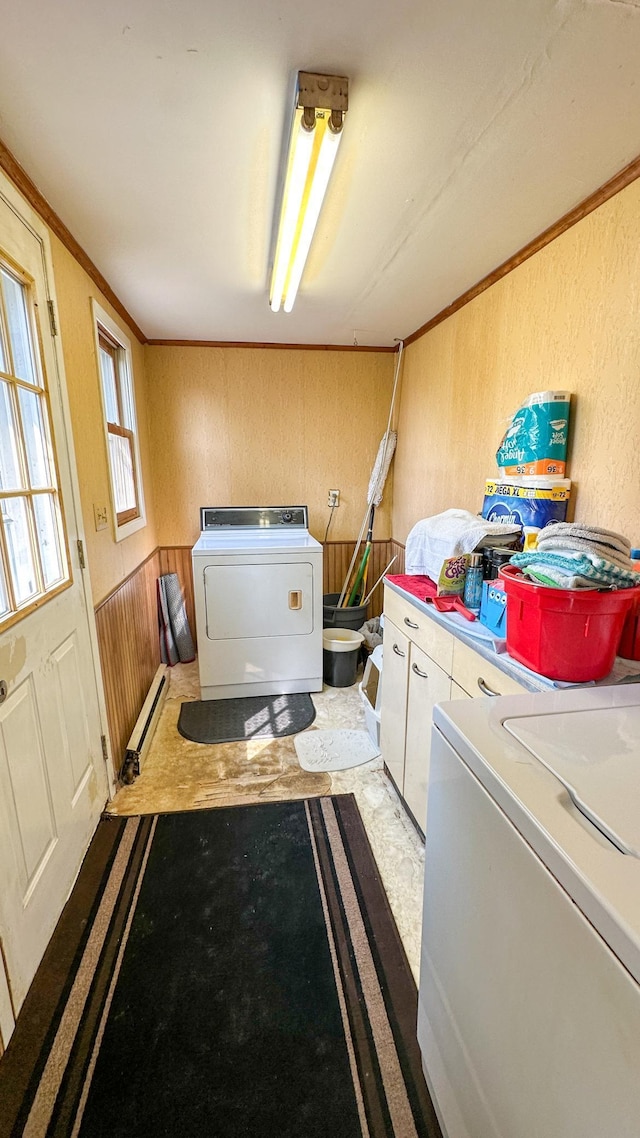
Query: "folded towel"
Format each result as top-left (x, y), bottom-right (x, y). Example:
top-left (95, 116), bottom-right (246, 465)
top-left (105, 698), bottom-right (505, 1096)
top-left (535, 536), bottom-right (636, 573)
top-left (511, 549), bottom-right (640, 589)
top-left (520, 564), bottom-right (598, 589)
top-left (406, 509), bottom-right (521, 580)
top-left (538, 523), bottom-right (631, 557)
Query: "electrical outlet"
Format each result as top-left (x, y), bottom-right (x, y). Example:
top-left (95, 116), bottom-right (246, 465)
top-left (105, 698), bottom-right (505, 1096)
top-left (328, 489), bottom-right (340, 508)
top-left (94, 503), bottom-right (108, 531)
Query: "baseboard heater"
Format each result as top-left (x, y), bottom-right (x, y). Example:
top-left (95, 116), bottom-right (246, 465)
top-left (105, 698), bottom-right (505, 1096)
top-left (121, 665), bottom-right (169, 785)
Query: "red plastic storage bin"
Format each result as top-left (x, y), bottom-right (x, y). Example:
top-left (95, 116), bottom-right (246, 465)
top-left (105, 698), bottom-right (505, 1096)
top-left (499, 565), bottom-right (640, 681)
top-left (618, 595), bottom-right (640, 661)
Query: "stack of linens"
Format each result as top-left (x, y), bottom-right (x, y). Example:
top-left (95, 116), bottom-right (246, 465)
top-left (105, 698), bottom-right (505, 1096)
top-left (510, 524), bottom-right (640, 589)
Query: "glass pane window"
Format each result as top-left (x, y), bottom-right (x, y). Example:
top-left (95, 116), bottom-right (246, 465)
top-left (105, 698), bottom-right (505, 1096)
top-left (3, 496), bottom-right (38, 605)
top-left (0, 379), bottom-right (24, 491)
top-left (94, 304), bottom-right (144, 536)
top-left (33, 494), bottom-right (64, 587)
top-left (18, 387), bottom-right (52, 488)
top-left (108, 430), bottom-right (136, 514)
top-left (0, 255), bottom-right (69, 626)
top-left (99, 342), bottom-right (120, 424)
top-left (1, 269), bottom-right (37, 386)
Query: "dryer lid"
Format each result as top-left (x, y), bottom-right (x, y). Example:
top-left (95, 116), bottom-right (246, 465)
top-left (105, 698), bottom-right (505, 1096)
top-left (504, 703), bottom-right (640, 856)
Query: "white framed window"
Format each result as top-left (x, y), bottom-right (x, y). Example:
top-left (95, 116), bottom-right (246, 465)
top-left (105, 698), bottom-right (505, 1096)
top-left (0, 255), bottom-right (69, 628)
top-left (92, 301), bottom-right (145, 542)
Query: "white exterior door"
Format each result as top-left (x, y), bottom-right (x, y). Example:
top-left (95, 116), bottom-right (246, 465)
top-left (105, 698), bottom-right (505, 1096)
top-left (0, 177), bottom-right (108, 1047)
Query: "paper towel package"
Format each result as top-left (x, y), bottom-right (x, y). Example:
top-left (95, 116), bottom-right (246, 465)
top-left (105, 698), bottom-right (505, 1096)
top-left (496, 390), bottom-right (571, 477)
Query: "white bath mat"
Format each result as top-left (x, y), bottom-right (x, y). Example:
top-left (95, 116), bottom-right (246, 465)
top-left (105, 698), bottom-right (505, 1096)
top-left (295, 729), bottom-right (380, 772)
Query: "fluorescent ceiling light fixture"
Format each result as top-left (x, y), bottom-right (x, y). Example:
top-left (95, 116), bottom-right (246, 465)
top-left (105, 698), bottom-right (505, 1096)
top-left (270, 71), bottom-right (348, 314)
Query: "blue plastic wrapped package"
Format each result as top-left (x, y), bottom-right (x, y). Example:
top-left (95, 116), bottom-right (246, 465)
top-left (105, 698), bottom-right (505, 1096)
top-left (481, 477), bottom-right (571, 530)
top-left (496, 390), bottom-right (571, 477)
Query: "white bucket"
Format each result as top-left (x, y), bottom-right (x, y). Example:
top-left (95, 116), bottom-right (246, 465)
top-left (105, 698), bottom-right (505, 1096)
top-left (322, 629), bottom-right (364, 652)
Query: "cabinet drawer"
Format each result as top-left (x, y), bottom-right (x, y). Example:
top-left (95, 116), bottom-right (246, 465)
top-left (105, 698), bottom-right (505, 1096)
top-left (384, 587), bottom-right (454, 673)
top-left (452, 640), bottom-right (530, 698)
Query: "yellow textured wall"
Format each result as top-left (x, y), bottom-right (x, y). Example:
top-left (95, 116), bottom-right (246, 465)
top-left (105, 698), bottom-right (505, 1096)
top-left (50, 236), bottom-right (157, 602)
top-left (145, 346), bottom-right (396, 546)
top-left (393, 177), bottom-right (640, 546)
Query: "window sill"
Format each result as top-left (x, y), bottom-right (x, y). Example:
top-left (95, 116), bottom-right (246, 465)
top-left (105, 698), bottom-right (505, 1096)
top-left (114, 514), bottom-right (146, 543)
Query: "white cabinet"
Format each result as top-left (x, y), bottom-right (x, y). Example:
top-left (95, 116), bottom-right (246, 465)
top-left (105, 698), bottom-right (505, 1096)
top-left (380, 584), bottom-right (530, 836)
top-left (452, 639), bottom-right (530, 699)
top-left (403, 644), bottom-right (451, 829)
top-left (380, 623), bottom-right (410, 792)
top-left (380, 599), bottom-right (459, 835)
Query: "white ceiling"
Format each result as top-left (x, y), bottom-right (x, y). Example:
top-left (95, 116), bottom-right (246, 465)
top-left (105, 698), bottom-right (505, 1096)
top-left (1, 1), bottom-right (639, 347)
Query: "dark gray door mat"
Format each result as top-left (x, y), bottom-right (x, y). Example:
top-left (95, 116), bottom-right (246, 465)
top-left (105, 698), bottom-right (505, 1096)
top-left (177, 693), bottom-right (316, 744)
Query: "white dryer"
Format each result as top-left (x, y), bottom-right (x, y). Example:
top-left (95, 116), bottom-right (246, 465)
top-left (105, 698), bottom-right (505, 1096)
top-left (192, 506), bottom-right (323, 701)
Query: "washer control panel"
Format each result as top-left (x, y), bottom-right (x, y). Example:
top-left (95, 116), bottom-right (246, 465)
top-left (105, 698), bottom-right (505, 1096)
top-left (200, 506), bottom-right (308, 531)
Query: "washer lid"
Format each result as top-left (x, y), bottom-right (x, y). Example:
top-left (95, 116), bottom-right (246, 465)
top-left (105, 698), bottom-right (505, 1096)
top-left (504, 703), bottom-right (640, 857)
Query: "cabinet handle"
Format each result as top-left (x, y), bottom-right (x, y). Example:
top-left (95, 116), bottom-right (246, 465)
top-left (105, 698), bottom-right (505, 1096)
top-left (477, 677), bottom-right (500, 697)
top-left (412, 662), bottom-right (429, 679)
top-left (404, 617), bottom-right (419, 629)
top-left (393, 643), bottom-right (406, 658)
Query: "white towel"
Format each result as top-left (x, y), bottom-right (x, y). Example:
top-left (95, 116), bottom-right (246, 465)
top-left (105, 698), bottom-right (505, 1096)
top-left (406, 509), bottom-right (521, 580)
top-left (538, 523), bottom-right (631, 557)
top-left (535, 536), bottom-right (635, 573)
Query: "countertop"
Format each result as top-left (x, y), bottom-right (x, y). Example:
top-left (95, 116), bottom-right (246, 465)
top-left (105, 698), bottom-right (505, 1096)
top-left (384, 578), bottom-right (640, 694)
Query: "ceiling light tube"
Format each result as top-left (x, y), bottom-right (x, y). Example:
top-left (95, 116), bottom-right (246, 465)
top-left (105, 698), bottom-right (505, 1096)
top-left (270, 110), bottom-right (315, 313)
top-left (270, 72), bottom-right (348, 314)
top-left (283, 121), bottom-right (342, 312)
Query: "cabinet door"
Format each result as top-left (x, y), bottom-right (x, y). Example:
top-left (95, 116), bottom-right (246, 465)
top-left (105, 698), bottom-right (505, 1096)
top-left (403, 644), bottom-right (451, 835)
top-left (380, 620), bottom-right (410, 792)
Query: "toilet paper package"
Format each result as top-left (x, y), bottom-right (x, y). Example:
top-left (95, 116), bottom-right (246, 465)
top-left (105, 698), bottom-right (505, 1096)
top-left (482, 477), bottom-right (571, 530)
top-left (496, 390), bottom-right (571, 477)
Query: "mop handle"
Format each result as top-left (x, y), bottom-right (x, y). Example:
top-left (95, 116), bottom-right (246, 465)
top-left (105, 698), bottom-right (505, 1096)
top-left (337, 505), bottom-right (371, 608)
top-left (361, 555), bottom-right (398, 606)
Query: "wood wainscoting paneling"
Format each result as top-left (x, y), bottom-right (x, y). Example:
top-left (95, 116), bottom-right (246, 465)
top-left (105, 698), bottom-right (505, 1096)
top-left (323, 540), bottom-right (396, 619)
top-left (158, 547), bottom-right (196, 647)
top-left (94, 550), bottom-right (161, 777)
top-left (390, 539), bottom-right (406, 576)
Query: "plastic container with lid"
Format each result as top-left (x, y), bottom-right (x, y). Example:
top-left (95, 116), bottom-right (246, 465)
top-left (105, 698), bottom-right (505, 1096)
top-left (499, 564), bottom-right (640, 681)
top-left (482, 546), bottom-right (515, 580)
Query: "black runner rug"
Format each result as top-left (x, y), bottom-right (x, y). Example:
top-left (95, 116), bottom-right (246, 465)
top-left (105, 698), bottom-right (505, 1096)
top-left (177, 692), bottom-right (316, 743)
top-left (1, 796), bottom-right (440, 1138)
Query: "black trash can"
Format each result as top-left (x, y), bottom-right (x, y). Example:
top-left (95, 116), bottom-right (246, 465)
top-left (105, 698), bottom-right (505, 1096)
top-left (322, 593), bottom-right (368, 630)
top-left (322, 629), bottom-right (364, 688)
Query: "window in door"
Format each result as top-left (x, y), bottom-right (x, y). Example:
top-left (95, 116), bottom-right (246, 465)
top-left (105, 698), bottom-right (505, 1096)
top-left (92, 301), bottom-right (145, 541)
top-left (0, 257), bottom-right (68, 627)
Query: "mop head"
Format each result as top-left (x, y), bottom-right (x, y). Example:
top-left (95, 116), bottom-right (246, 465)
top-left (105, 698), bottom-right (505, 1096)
top-left (368, 431), bottom-right (397, 506)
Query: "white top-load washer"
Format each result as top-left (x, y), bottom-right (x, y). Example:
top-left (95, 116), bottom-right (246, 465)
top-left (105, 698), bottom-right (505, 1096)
top-left (417, 682), bottom-right (640, 1138)
top-left (192, 506), bottom-right (323, 701)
